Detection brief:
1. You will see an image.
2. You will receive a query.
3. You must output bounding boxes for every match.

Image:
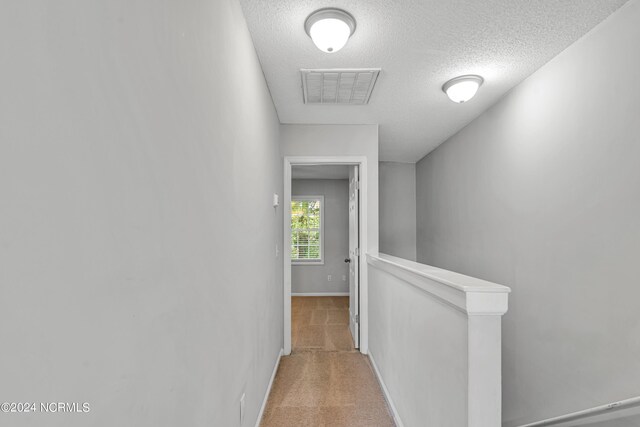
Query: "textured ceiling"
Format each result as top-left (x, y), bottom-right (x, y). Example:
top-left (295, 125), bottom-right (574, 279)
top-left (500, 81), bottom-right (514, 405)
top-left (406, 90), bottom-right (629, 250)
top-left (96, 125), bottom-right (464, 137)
top-left (292, 165), bottom-right (350, 179)
top-left (240, 0), bottom-right (628, 162)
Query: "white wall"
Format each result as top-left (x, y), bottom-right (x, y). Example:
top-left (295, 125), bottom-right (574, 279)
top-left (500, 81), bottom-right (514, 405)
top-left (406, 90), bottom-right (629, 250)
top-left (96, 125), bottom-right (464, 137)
top-left (0, 1), bottom-right (282, 426)
top-left (292, 179), bottom-right (349, 294)
top-left (415, 1), bottom-right (640, 425)
top-left (369, 266), bottom-right (468, 426)
top-left (379, 162), bottom-right (417, 261)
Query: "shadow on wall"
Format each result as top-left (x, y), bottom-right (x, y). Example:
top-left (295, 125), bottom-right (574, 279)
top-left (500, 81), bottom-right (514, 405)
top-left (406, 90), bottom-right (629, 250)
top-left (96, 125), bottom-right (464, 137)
top-left (379, 161), bottom-right (416, 261)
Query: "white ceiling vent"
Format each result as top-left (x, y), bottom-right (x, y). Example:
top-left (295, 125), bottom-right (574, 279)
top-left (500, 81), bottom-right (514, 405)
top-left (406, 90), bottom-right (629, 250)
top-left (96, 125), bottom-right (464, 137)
top-left (301, 68), bottom-right (380, 105)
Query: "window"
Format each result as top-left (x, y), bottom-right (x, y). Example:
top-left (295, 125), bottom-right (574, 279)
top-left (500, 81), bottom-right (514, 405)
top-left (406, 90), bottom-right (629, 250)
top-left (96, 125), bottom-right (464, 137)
top-left (291, 196), bottom-right (324, 264)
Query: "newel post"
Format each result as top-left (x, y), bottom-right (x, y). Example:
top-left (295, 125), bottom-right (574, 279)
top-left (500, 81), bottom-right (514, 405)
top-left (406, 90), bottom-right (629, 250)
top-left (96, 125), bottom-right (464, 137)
top-left (466, 292), bottom-right (509, 426)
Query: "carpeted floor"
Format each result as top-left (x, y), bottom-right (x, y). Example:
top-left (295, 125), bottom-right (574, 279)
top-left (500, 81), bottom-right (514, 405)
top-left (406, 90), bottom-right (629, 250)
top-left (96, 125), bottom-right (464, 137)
top-left (260, 296), bottom-right (395, 427)
top-left (292, 295), bottom-right (354, 352)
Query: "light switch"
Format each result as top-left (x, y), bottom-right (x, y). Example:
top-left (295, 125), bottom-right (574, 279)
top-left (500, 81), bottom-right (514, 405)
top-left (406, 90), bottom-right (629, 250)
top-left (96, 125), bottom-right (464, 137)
top-left (273, 193), bottom-right (279, 208)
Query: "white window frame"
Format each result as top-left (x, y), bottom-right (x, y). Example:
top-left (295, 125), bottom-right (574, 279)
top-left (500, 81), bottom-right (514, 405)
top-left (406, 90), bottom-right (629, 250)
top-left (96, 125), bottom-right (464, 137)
top-left (290, 195), bottom-right (325, 265)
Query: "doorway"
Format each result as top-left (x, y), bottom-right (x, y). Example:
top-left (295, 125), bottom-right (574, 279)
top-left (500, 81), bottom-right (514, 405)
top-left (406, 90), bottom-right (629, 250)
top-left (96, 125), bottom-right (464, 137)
top-left (283, 157), bottom-right (368, 356)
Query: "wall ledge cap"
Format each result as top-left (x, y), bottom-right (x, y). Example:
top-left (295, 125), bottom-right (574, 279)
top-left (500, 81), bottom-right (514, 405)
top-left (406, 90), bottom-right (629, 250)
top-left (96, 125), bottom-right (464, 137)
top-left (367, 252), bottom-right (510, 315)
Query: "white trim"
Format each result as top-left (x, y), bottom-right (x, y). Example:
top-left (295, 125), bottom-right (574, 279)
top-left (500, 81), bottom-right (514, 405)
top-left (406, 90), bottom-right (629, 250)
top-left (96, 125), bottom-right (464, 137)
top-left (367, 253), bottom-right (511, 315)
top-left (290, 195), bottom-right (325, 264)
top-left (291, 292), bottom-right (350, 297)
top-left (254, 348), bottom-right (283, 427)
top-left (515, 396), bottom-right (640, 427)
top-left (284, 156), bottom-right (369, 356)
top-left (368, 351), bottom-right (404, 427)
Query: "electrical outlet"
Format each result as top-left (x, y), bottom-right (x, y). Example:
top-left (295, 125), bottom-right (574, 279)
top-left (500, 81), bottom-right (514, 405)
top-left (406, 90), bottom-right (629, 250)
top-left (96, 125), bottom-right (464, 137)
top-left (327, 275), bottom-right (332, 281)
top-left (240, 393), bottom-right (246, 424)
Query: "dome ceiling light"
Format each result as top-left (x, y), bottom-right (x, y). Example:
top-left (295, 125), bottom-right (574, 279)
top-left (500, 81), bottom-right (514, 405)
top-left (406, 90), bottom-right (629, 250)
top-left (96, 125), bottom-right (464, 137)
top-left (304, 8), bottom-right (356, 54)
top-left (442, 75), bottom-right (484, 103)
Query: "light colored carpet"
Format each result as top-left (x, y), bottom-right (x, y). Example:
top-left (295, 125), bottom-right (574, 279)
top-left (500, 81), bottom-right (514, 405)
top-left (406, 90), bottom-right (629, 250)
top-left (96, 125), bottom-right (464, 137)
top-left (292, 295), bottom-right (354, 352)
top-left (260, 296), bottom-right (395, 427)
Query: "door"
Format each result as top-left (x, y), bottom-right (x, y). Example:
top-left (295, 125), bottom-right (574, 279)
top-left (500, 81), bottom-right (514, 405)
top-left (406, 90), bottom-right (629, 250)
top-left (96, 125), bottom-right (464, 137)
top-left (348, 165), bottom-right (360, 348)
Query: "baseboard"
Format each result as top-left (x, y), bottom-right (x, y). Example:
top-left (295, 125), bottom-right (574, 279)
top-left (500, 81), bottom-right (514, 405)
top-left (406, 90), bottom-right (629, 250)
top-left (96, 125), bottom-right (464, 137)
top-left (291, 292), bottom-right (349, 296)
top-left (255, 348), bottom-right (283, 427)
top-left (368, 351), bottom-right (405, 427)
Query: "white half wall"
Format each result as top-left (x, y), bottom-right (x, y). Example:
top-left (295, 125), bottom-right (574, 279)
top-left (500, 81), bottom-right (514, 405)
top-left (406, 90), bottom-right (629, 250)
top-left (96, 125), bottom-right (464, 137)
top-left (369, 265), bottom-right (468, 426)
top-left (0, 1), bottom-right (282, 426)
top-left (415, 1), bottom-right (640, 425)
top-left (292, 179), bottom-right (349, 294)
top-left (379, 162), bottom-right (417, 261)
top-left (368, 253), bottom-right (509, 426)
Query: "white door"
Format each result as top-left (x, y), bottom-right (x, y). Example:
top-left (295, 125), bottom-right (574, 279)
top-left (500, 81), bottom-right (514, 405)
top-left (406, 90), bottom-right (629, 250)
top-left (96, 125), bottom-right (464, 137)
top-left (348, 165), bottom-right (360, 348)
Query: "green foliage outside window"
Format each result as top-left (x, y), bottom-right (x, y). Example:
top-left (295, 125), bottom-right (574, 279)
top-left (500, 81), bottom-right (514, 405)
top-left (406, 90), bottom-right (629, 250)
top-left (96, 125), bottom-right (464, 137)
top-left (291, 199), bottom-right (321, 261)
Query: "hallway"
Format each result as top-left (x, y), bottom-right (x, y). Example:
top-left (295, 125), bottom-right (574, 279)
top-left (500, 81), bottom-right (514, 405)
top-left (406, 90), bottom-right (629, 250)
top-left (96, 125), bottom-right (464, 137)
top-left (260, 297), bottom-right (395, 426)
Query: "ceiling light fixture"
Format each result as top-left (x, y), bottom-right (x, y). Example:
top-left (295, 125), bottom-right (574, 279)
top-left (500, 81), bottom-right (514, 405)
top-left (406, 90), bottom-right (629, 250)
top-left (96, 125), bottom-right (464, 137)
top-left (442, 75), bottom-right (484, 103)
top-left (304, 8), bottom-right (356, 54)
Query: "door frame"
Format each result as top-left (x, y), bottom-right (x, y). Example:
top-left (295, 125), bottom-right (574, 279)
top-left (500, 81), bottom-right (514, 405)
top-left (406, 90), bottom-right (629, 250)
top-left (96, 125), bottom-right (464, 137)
top-left (284, 156), bottom-right (368, 356)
